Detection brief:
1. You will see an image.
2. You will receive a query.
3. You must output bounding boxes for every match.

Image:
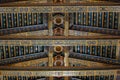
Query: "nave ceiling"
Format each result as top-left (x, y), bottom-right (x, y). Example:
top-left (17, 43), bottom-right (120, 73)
top-left (0, 0), bottom-right (120, 79)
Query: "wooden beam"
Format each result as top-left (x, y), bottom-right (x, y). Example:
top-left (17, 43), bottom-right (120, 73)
top-left (69, 52), bottom-right (120, 65)
top-left (64, 47), bottom-right (69, 66)
top-left (48, 47), bottom-right (53, 67)
top-left (0, 1), bottom-right (120, 7)
top-left (0, 69), bottom-right (119, 77)
top-left (119, 12), bottom-right (120, 30)
top-left (0, 52), bottom-right (48, 66)
top-left (0, 35), bottom-right (119, 40)
top-left (0, 66), bottom-right (120, 70)
top-left (116, 40), bottom-right (120, 60)
top-left (64, 13), bottom-right (69, 36)
top-left (0, 24), bottom-right (48, 36)
top-left (71, 25), bottom-right (120, 36)
top-left (48, 13), bottom-right (53, 36)
top-left (9, 58), bottom-right (48, 67)
top-left (69, 58), bottom-right (113, 67)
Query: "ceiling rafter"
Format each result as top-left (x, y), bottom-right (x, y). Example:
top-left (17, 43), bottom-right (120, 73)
top-left (0, 35), bottom-right (119, 40)
top-left (0, 51), bottom-right (120, 66)
top-left (0, 25), bottom-right (119, 37)
top-left (69, 52), bottom-right (120, 65)
top-left (70, 25), bottom-right (120, 36)
top-left (0, 66), bottom-right (120, 70)
top-left (0, 52), bottom-right (48, 66)
top-left (0, 24), bottom-right (48, 36)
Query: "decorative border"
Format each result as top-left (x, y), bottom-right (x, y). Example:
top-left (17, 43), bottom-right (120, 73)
top-left (0, 70), bottom-right (117, 76)
top-left (0, 6), bottom-right (120, 13)
top-left (0, 40), bottom-right (118, 46)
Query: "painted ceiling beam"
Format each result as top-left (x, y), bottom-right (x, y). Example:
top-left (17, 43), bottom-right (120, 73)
top-left (70, 25), bottom-right (120, 36)
top-left (0, 1), bottom-right (120, 7)
top-left (0, 52), bottom-right (119, 66)
top-left (0, 35), bottom-right (120, 40)
top-left (0, 24), bottom-right (48, 36)
top-left (0, 24), bottom-right (119, 36)
top-left (0, 52), bottom-right (48, 66)
top-left (69, 52), bottom-right (120, 65)
top-left (0, 66), bottom-right (120, 70)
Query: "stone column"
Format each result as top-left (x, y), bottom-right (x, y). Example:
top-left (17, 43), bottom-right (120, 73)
top-left (64, 13), bottom-right (69, 36)
top-left (64, 47), bottom-right (69, 66)
top-left (48, 13), bottom-right (53, 36)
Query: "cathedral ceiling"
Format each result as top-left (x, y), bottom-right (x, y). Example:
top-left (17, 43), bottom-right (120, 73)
top-left (0, 0), bottom-right (120, 73)
top-left (0, 8), bottom-right (120, 37)
top-left (0, 42), bottom-right (120, 66)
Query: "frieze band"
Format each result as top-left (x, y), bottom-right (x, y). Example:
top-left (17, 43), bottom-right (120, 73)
top-left (0, 6), bottom-right (120, 13)
top-left (0, 40), bottom-right (118, 46)
top-left (0, 70), bottom-right (117, 76)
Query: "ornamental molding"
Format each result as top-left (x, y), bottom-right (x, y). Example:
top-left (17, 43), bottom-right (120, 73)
top-left (0, 6), bottom-right (120, 13)
top-left (0, 70), bottom-right (117, 76)
top-left (0, 40), bottom-right (118, 46)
